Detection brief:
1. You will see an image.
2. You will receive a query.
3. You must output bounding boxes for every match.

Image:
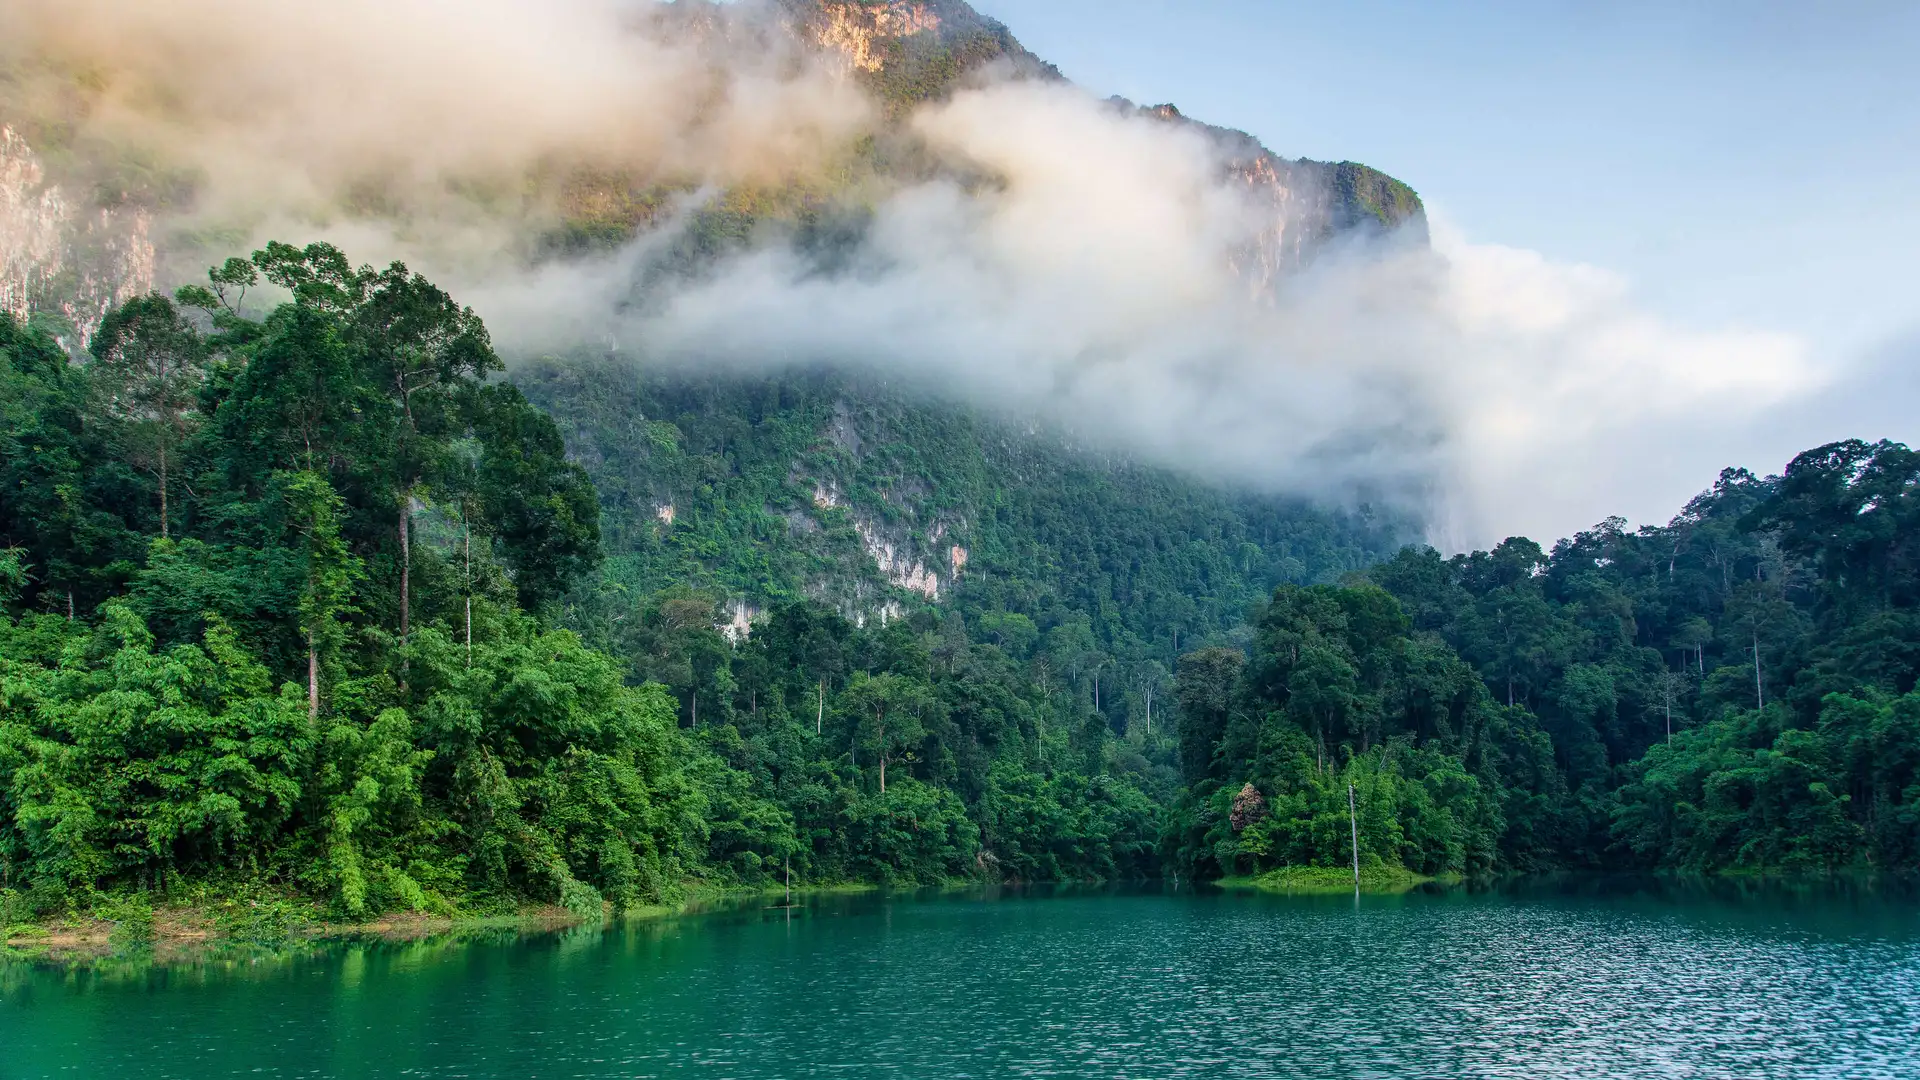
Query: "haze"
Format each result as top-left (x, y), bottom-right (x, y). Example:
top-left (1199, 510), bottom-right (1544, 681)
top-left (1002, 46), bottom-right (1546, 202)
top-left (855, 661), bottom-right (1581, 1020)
top-left (4, 0), bottom-right (1898, 548)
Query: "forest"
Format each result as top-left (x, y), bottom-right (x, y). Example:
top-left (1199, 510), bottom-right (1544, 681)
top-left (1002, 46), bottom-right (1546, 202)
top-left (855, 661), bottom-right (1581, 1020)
top-left (1, 245), bottom-right (1915, 926)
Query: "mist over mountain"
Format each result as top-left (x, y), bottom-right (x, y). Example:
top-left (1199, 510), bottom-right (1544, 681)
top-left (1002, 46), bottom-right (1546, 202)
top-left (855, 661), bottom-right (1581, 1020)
top-left (1, 0), bottom-right (1809, 546)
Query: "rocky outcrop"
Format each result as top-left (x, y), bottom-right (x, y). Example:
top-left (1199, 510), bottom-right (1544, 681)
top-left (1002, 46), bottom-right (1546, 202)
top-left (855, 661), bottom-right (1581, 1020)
top-left (0, 126), bottom-right (63, 325)
top-left (809, 0), bottom-right (942, 73)
top-left (812, 478), bottom-right (950, 600)
top-left (780, 0), bottom-right (1057, 97)
top-left (719, 598), bottom-right (762, 643)
top-left (0, 126), bottom-right (154, 343)
top-left (1137, 103), bottom-right (1427, 293)
top-left (1230, 782), bottom-right (1268, 832)
top-left (857, 520), bottom-right (943, 599)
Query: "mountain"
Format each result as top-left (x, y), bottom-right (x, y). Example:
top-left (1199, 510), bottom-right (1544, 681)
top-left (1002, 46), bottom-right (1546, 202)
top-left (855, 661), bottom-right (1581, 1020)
top-left (0, 0), bottom-right (1430, 650)
top-left (516, 0), bottom-right (1429, 646)
top-left (0, 0), bottom-right (1436, 645)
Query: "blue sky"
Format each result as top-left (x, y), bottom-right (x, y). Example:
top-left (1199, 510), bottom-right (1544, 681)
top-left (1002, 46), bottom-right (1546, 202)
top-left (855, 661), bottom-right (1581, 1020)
top-left (978, 0), bottom-right (1919, 361)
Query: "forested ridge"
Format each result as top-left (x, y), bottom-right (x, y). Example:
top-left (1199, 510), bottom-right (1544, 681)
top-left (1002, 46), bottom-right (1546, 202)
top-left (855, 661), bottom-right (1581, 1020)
top-left (1, 248), bottom-right (1915, 930)
top-left (1173, 452), bottom-right (1920, 880)
top-left (517, 353), bottom-right (1402, 665)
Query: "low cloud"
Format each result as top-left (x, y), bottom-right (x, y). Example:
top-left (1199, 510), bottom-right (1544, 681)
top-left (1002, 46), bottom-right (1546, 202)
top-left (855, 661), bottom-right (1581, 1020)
top-left (1, 0), bottom-right (1822, 549)
top-left (1, 0), bottom-right (873, 274)
top-left (581, 79), bottom-right (1815, 547)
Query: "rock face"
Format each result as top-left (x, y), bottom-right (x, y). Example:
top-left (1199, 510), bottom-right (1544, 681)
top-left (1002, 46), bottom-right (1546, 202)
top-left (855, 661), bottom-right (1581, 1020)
top-left (809, 0), bottom-right (943, 73)
top-left (810, 469), bottom-right (959, 604)
top-left (784, 0), bottom-right (1055, 85)
top-left (1230, 782), bottom-right (1268, 832)
top-left (1, 1), bottom-right (1420, 346)
top-left (0, 126), bottom-right (62, 324)
top-left (781, 3), bottom-right (1426, 288)
top-left (0, 125), bottom-right (154, 344)
top-left (1133, 103), bottom-right (1427, 292)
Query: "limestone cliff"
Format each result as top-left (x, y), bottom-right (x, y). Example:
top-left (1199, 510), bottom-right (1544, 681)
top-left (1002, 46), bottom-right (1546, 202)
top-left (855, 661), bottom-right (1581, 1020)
top-left (0, 125), bottom-right (155, 343)
top-left (1138, 102), bottom-right (1427, 291)
top-left (781, 0), bottom-right (1058, 105)
top-left (808, 0), bottom-right (943, 73)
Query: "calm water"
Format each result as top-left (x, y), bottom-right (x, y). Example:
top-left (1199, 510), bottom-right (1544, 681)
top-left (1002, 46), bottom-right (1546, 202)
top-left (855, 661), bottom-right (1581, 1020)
top-left (3, 881), bottom-right (1918, 1079)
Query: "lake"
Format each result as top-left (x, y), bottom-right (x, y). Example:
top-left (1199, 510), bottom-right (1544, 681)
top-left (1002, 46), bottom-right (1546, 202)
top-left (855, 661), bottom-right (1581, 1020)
top-left (3, 880), bottom-right (1917, 1078)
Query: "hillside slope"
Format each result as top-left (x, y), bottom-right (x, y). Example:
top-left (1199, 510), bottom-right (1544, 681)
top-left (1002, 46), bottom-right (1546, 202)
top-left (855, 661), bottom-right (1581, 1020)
top-left (519, 357), bottom-right (1405, 656)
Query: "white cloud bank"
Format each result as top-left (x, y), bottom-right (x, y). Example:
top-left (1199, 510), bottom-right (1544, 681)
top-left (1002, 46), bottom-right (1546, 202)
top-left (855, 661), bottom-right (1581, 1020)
top-left (1, 0), bottom-right (1823, 549)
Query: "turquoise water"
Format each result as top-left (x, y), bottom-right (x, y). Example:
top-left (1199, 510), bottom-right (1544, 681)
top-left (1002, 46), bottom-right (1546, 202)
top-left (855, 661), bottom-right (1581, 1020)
top-left (3, 881), bottom-right (1918, 1078)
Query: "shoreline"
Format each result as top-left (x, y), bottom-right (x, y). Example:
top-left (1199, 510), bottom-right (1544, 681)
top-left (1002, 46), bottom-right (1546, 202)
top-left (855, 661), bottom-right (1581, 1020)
top-left (9, 870), bottom-right (1909, 963)
top-left (0, 882), bottom-right (883, 963)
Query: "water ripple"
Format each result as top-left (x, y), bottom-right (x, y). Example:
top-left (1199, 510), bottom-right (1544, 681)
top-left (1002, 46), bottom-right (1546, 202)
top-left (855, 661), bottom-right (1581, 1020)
top-left (3, 884), bottom-right (1918, 1079)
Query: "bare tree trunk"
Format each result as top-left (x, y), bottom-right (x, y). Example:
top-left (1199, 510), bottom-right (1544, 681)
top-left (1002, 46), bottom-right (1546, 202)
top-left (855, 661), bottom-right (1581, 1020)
top-left (877, 721), bottom-right (886, 793)
top-left (1348, 782), bottom-right (1361, 891)
top-left (398, 487), bottom-right (412, 692)
top-left (308, 632), bottom-right (320, 720)
top-left (399, 489), bottom-right (411, 645)
top-left (158, 441), bottom-right (169, 540)
top-left (1753, 631), bottom-right (1764, 709)
top-left (463, 517), bottom-right (472, 667)
top-left (817, 679), bottom-right (824, 734)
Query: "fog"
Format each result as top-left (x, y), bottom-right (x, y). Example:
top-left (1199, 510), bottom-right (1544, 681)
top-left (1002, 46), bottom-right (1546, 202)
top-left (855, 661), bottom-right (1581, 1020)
top-left (0, 0), bottom-right (1820, 548)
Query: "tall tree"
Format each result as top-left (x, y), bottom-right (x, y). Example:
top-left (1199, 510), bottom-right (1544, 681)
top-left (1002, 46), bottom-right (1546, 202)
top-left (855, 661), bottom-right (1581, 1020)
top-left (90, 295), bottom-right (207, 539)
top-left (346, 260), bottom-right (498, 655)
top-left (467, 383), bottom-right (600, 612)
top-left (282, 471), bottom-right (362, 718)
top-left (841, 672), bottom-right (933, 793)
top-left (1175, 648), bottom-right (1243, 784)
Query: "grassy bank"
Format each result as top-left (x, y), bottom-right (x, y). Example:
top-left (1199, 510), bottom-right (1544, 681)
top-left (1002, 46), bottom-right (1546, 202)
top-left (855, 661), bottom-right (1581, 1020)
top-left (1217, 864), bottom-right (1434, 895)
top-left (0, 881), bottom-right (886, 962)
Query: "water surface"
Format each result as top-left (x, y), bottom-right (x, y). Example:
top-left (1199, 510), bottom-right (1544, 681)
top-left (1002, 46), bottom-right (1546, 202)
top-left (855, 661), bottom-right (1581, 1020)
top-left (4, 880), bottom-right (1917, 1078)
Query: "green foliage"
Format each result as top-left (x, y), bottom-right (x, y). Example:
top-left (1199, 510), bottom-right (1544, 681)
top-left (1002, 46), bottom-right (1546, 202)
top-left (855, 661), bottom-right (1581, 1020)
top-left (519, 357), bottom-right (1401, 665)
top-left (1170, 444), bottom-right (1920, 879)
top-left (0, 251), bottom-right (1177, 922)
top-left (0, 606), bottom-right (310, 892)
top-left (4, 237), bottom-right (1916, 925)
top-left (1330, 162), bottom-right (1426, 233)
top-left (1166, 583), bottom-right (1507, 880)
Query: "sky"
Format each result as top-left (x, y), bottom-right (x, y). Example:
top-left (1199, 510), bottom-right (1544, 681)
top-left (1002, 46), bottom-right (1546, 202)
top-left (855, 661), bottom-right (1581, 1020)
top-left (977, 0), bottom-right (1920, 352)
top-left (974, 0), bottom-right (1920, 507)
